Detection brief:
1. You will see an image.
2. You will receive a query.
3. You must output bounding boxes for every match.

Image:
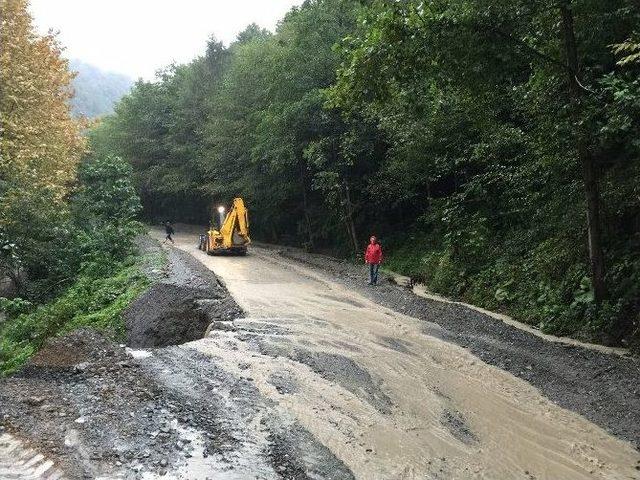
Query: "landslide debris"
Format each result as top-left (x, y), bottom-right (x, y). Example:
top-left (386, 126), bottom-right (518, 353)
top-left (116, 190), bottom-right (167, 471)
top-left (124, 235), bottom-right (242, 348)
top-left (0, 238), bottom-right (354, 479)
top-left (0, 329), bottom-right (182, 478)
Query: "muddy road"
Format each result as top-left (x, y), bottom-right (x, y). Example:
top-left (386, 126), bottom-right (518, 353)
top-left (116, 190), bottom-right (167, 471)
top-left (160, 230), bottom-right (639, 479)
top-left (1, 230), bottom-right (639, 479)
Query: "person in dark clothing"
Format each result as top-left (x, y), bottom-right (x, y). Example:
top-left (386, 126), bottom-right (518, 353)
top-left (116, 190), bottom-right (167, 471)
top-left (163, 221), bottom-right (175, 244)
top-left (364, 235), bottom-right (383, 285)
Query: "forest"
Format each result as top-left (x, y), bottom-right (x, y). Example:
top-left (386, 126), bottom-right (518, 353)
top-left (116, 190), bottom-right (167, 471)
top-left (1, 0), bottom-right (639, 368)
top-left (91, 0), bottom-right (640, 346)
top-left (1, 0), bottom-right (145, 372)
top-left (2, 1), bottom-right (640, 473)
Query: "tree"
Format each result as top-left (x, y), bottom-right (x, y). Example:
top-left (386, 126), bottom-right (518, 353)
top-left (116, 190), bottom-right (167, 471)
top-left (92, 0), bottom-right (640, 344)
top-left (0, 0), bottom-right (85, 290)
top-left (330, 0), bottom-right (639, 338)
top-left (0, 0), bottom-right (85, 201)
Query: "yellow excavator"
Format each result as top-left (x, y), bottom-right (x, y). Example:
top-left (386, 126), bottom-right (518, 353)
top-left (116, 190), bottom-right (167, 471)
top-left (198, 197), bottom-right (251, 255)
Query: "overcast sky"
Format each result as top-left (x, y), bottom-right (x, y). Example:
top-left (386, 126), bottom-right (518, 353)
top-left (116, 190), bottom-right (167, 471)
top-left (29, 0), bottom-right (303, 80)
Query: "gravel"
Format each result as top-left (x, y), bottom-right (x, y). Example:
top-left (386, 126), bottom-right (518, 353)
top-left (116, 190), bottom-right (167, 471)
top-left (0, 329), bottom-right (182, 478)
top-left (0, 236), bottom-right (353, 479)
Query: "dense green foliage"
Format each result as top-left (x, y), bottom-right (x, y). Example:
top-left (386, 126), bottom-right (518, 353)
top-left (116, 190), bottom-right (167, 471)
top-left (91, 0), bottom-right (639, 346)
top-left (1, 0), bottom-right (86, 297)
top-left (0, 154), bottom-right (146, 374)
top-left (0, 257), bottom-right (150, 375)
top-left (1, 1), bottom-right (147, 374)
top-left (69, 59), bottom-right (133, 118)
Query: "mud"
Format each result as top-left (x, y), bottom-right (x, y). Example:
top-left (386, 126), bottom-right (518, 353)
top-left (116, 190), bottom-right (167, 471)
top-left (126, 235), bottom-right (242, 348)
top-left (267, 371), bottom-right (299, 395)
top-left (0, 329), bottom-right (182, 478)
top-left (0, 236), bottom-right (354, 479)
top-left (290, 350), bottom-right (393, 415)
top-left (165, 234), bottom-right (640, 479)
top-left (441, 409), bottom-right (478, 446)
top-left (3, 230), bottom-right (640, 479)
top-left (139, 344), bottom-right (354, 479)
top-left (275, 244), bottom-right (640, 451)
top-left (125, 283), bottom-right (217, 347)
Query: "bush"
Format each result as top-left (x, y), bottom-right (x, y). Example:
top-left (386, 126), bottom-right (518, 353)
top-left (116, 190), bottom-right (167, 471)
top-left (383, 226), bottom-right (630, 343)
top-left (0, 256), bottom-right (149, 375)
top-left (0, 153), bottom-right (146, 374)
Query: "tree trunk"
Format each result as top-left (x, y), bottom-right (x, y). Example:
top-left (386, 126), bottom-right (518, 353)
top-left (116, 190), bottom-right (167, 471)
top-left (559, 0), bottom-right (607, 303)
top-left (299, 165), bottom-right (315, 250)
top-left (343, 181), bottom-right (359, 255)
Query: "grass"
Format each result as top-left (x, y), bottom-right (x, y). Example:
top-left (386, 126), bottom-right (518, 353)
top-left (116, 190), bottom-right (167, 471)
top-left (0, 253), bottom-right (158, 375)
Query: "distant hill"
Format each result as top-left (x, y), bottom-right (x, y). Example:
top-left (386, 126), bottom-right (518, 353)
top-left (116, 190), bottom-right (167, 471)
top-left (69, 60), bottom-right (133, 118)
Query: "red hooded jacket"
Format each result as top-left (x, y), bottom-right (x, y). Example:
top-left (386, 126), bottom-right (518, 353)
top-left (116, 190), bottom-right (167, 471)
top-left (365, 242), bottom-right (383, 264)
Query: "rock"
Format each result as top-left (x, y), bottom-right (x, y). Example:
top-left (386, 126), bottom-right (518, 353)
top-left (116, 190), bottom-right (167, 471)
top-left (25, 396), bottom-right (45, 406)
top-left (74, 416), bottom-right (86, 424)
top-left (74, 362), bottom-right (90, 373)
top-left (160, 458), bottom-right (168, 467)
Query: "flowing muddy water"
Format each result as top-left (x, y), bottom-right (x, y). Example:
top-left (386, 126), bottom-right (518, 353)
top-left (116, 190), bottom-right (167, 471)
top-left (158, 231), bottom-right (640, 479)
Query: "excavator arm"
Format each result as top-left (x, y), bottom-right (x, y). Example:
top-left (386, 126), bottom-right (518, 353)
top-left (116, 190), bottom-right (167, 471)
top-left (219, 198), bottom-right (250, 247)
top-left (202, 197), bottom-right (250, 254)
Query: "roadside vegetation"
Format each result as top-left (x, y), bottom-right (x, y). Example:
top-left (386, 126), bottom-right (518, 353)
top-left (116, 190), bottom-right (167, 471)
top-left (91, 0), bottom-right (640, 347)
top-left (0, 151), bottom-right (147, 374)
top-left (1, 0), bottom-right (638, 351)
top-left (0, 0), bottom-right (147, 374)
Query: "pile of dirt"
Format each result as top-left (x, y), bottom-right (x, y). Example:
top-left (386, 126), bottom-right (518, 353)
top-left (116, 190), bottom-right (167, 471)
top-left (125, 283), bottom-right (216, 347)
top-left (28, 328), bottom-right (118, 368)
top-left (124, 236), bottom-right (242, 348)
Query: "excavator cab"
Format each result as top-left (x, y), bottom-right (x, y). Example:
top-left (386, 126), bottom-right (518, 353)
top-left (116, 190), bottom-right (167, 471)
top-left (199, 197), bottom-right (251, 255)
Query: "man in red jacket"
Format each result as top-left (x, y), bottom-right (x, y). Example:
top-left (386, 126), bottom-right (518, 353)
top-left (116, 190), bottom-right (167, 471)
top-left (364, 235), bottom-right (383, 285)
